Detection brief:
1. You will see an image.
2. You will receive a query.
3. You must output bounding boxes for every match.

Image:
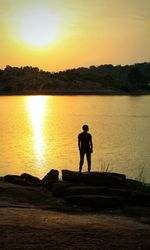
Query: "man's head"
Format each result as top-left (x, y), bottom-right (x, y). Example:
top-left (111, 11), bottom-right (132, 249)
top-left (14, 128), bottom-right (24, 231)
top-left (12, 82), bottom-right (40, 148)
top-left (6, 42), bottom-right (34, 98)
top-left (82, 124), bottom-right (89, 132)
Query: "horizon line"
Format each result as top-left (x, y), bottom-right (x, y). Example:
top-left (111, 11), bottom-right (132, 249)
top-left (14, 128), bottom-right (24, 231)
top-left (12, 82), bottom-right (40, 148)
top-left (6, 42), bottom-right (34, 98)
top-left (1, 61), bottom-right (150, 73)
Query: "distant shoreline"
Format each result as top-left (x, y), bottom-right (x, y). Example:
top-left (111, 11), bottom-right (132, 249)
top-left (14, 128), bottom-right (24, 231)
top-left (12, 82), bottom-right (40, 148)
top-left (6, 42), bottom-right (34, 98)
top-left (0, 89), bottom-right (150, 96)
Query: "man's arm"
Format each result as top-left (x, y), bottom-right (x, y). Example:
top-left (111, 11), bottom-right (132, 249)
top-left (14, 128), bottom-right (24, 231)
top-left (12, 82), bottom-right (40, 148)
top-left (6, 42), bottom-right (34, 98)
top-left (78, 136), bottom-right (81, 151)
top-left (90, 135), bottom-right (93, 153)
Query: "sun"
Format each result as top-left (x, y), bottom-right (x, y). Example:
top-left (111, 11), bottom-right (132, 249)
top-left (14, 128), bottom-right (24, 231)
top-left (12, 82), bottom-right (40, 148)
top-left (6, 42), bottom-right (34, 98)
top-left (20, 8), bottom-right (60, 47)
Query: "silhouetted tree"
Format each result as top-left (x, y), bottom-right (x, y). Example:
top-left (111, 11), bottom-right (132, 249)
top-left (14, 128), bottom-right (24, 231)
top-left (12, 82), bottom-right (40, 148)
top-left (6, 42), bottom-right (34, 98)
top-left (128, 67), bottom-right (147, 90)
top-left (0, 63), bottom-right (149, 93)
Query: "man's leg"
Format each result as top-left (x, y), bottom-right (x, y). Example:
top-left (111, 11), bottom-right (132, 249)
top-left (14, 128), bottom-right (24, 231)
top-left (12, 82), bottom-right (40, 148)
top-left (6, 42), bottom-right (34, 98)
top-left (79, 150), bottom-right (85, 172)
top-left (86, 152), bottom-right (91, 173)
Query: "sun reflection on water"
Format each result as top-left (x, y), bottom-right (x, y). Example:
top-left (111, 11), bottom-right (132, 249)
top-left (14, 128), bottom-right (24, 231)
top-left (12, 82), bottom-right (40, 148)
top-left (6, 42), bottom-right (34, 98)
top-left (26, 96), bottom-right (48, 166)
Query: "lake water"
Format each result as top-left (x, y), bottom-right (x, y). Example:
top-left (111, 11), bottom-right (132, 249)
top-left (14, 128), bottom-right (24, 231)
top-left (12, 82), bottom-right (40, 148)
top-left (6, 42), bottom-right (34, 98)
top-left (0, 95), bottom-right (150, 182)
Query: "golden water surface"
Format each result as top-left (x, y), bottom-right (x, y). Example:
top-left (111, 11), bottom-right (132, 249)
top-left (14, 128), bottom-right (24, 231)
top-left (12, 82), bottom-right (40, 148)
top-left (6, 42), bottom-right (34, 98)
top-left (0, 95), bottom-right (150, 182)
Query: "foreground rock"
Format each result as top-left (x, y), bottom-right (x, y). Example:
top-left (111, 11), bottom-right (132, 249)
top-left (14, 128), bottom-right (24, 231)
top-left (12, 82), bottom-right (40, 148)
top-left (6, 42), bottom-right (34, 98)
top-left (65, 194), bottom-right (123, 209)
top-left (0, 180), bottom-right (68, 211)
top-left (62, 170), bottom-right (126, 187)
top-left (42, 169), bottom-right (59, 189)
top-left (4, 174), bottom-right (41, 186)
top-left (4, 170), bottom-right (59, 189)
top-left (64, 186), bottom-right (130, 197)
top-left (52, 181), bottom-right (84, 197)
top-left (54, 170), bottom-right (150, 209)
top-left (4, 175), bottom-right (32, 186)
top-left (3, 170), bottom-right (150, 211)
top-left (20, 173), bottom-right (41, 185)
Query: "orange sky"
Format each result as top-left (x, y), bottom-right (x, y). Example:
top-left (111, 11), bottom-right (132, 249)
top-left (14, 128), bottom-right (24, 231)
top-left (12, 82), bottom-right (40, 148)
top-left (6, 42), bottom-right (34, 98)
top-left (0, 0), bottom-right (150, 71)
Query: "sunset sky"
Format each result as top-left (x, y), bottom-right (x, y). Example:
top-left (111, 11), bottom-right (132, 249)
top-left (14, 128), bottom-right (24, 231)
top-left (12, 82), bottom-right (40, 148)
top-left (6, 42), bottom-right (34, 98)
top-left (0, 0), bottom-right (149, 71)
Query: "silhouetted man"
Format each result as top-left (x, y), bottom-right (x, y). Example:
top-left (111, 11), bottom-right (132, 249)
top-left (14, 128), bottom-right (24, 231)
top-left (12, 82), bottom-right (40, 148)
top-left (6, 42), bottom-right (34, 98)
top-left (78, 125), bottom-right (93, 173)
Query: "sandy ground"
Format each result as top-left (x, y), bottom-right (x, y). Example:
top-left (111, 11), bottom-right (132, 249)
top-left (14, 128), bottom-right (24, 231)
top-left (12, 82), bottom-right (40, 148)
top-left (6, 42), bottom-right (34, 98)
top-left (0, 180), bottom-right (150, 250)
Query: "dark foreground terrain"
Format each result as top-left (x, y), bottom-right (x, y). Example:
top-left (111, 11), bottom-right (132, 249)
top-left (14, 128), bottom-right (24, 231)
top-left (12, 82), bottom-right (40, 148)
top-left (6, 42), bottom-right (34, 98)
top-left (0, 179), bottom-right (150, 250)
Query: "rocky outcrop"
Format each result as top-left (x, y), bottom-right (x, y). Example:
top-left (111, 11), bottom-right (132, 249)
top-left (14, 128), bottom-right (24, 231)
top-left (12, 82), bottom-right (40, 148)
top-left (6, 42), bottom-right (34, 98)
top-left (62, 170), bottom-right (126, 187)
top-left (53, 170), bottom-right (150, 209)
top-left (65, 195), bottom-right (123, 209)
top-left (52, 181), bottom-right (84, 197)
top-left (42, 169), bottom-right (59, 189)
top-left (20, 173), bottom-right (41, 185)
top-left (4, 175), bottom-right (31, 186)
top-left (64, 186), bottom-right (131, 198)
top-left (128, 191), bottom-right (150, 206)
top-left (4, 170), bottom-right (59, 189)
top-left (3, 170), bottom-right (150, 210)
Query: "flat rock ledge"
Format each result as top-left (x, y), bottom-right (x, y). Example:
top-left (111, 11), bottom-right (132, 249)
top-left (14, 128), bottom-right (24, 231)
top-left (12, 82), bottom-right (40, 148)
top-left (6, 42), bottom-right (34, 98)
top-left (2, 169), bottom-right (150, 213)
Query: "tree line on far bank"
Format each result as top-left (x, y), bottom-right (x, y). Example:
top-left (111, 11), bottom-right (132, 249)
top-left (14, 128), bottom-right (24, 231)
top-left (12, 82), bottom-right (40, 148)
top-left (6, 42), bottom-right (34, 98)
top-left (0, 62), bottom-right (149, 93)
